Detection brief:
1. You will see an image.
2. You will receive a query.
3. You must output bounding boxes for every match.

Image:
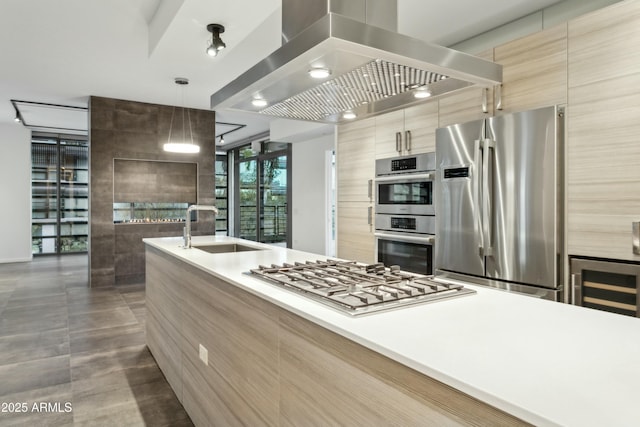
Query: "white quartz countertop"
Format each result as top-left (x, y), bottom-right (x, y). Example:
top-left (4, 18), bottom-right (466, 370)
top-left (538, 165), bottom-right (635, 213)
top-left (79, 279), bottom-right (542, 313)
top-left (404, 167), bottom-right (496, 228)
top-left (144, 235), bottom-right (640, 427)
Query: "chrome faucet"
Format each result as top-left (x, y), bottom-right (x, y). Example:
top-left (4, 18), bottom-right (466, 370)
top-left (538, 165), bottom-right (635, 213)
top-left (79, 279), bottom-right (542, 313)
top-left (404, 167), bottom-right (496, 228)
top-left (183, 205), bottom-right (219, 248)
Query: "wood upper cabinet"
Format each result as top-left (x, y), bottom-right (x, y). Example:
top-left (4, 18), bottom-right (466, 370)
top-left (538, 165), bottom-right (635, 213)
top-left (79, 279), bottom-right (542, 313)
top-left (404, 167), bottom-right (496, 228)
top-left (337, 118), bottom-right (375, 263)
top-left (494, 23), bottom-right (567, 114)
top-left (375, 110), bottom-right (405, 159)
top-left (375, 102), bottom-right (438, 159)
top-left (438, 49), bottom-right (495, 127)
top-left (566, 0), bottom-right (640, 261)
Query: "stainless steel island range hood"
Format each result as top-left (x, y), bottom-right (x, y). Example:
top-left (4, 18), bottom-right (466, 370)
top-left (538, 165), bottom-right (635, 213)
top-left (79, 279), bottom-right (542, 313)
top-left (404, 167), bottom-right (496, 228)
top-left (210, 0), bottom-right (502, 124)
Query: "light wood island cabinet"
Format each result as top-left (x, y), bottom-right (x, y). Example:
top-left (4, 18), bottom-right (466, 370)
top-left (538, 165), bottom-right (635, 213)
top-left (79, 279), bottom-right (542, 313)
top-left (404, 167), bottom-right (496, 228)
top-left (145, 244), bottom-right (530, 426)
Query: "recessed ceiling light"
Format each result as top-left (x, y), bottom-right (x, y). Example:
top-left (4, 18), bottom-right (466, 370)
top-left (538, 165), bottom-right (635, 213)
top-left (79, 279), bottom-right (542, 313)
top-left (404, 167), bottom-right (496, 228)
top-left (252, 98), bottom-right (268, 107)
top-left (413, 86), bottom-right (432, 99)
top-left (343, 111), bottom-right (356, 120)
top-left (308, 68), bottom-right (331, 79)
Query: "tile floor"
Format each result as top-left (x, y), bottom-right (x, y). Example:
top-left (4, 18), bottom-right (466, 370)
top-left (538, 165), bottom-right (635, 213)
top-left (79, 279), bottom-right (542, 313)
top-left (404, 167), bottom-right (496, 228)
top-left (0, 254), bottom-right (193, 426)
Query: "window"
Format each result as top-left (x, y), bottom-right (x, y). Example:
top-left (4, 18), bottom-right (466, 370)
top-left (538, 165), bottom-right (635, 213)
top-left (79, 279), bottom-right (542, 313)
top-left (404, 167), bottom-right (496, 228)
top-left (31, 135), bottom-right (88, 254)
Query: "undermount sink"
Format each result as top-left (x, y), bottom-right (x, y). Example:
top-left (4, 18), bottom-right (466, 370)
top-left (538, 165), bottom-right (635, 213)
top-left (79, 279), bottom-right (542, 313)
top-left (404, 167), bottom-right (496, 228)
top-left (192, 243), bottom-right (264, 254)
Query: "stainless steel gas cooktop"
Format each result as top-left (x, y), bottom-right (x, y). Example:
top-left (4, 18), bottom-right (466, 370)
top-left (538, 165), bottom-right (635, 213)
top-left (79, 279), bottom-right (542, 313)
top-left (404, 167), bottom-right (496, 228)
top-left (249, 260), bottom-right (475, 316)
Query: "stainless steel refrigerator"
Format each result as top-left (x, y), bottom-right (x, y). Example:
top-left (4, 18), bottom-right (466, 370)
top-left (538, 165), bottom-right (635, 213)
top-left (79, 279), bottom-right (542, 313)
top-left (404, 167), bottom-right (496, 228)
top-left (435, 105), bottom-right (564, 300)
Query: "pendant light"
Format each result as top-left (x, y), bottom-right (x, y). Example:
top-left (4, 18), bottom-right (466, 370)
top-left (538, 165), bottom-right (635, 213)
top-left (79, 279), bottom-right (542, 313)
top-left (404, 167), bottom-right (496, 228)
top-left (164, 77), bottom-right (200, 154)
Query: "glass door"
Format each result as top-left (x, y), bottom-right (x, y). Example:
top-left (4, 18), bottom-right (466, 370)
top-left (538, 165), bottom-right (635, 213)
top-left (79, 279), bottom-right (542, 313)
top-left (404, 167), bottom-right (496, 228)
top-left (238, 157), bottom-right (258, 241)
top-left (214, 153), bottom-right (229, 234)
top-left (31, 136), bottom-right (89, 254)
top-left (260, 154), bottom-right (288, 244)
top-left (31, 140), bottom-right (59, 254)
top-left (234, 143), bottom-right (291, 246)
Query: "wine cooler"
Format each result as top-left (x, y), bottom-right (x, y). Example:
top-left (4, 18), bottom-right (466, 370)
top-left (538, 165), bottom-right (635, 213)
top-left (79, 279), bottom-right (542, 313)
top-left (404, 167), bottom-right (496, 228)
top-left (571, 257), bottom-right (640, 317)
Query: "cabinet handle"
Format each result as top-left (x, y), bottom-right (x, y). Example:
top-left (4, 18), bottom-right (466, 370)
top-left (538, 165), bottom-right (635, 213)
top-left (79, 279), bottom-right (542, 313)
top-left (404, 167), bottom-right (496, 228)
top-left (482, 88), bottom-right (488, 114)
top-left (571, 273), bottom-right (582, 306)
top-left (405, 130), bottom-right (412, 152)
top-left (633, 221), bottom-right (640, 255)
top-left (395, 132), bottom-right (402, 154)
top-left (367, 179), bottom-right (373, 201)
top-left (367, 206), bottom-right (373, 226)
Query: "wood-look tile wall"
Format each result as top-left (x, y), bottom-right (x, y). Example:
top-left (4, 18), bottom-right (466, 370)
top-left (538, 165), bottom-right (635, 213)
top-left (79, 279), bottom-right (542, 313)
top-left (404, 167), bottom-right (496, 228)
top-left (89, 96), bottom-right (216, 286)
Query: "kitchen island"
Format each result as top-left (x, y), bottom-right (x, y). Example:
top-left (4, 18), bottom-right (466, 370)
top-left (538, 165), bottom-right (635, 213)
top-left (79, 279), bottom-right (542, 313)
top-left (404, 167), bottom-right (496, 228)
top-left (144, 236), bottom-right (640, 427)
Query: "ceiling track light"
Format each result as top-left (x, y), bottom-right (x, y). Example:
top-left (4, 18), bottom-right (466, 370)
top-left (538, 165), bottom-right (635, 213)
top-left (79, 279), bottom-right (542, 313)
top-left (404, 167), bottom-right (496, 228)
top-left (206, 23), bottom-right (226, 57)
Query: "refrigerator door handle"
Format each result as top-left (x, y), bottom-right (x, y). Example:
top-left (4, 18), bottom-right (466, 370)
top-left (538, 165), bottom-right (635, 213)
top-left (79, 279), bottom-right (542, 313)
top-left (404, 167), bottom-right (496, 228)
top-left (395, 132), bottom-right (402, 154)
top-left (482, 138), bottom-right (494, 257)
top-left (474, 139), bottom-right (484, 256)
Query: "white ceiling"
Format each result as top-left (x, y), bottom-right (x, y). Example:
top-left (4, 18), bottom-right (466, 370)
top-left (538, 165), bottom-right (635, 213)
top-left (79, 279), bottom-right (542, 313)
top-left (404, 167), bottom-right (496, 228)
top-left (0, 0), bottom-right (564, 145)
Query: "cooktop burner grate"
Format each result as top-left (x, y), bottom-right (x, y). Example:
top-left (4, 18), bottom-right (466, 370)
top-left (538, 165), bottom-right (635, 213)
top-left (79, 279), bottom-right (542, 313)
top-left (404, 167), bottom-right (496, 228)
top-left (248, 260), bottom-right (475, 316)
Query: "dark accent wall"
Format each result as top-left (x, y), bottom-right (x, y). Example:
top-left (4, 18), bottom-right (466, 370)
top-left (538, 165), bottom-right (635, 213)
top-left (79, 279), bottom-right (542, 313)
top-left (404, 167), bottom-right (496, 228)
top-left (89, 96), bottom-right (216, 287)
top-left (113, 159), bottom-right (198, 203)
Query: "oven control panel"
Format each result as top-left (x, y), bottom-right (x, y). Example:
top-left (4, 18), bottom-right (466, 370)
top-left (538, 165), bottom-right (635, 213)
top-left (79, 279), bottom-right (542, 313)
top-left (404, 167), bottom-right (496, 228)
top-left (376, 152), bottom-right (435, 176)
top-left (391, 217), bottom-right (416, 230)
top-left (391, 157), bottom-right (417, 172)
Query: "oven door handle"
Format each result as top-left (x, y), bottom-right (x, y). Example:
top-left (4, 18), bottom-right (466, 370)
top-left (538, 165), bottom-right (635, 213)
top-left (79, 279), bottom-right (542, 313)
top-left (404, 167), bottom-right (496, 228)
top-left (374, 172), bottom-right (434, 183)
top-left (375, 231), bottom-right (435, 244)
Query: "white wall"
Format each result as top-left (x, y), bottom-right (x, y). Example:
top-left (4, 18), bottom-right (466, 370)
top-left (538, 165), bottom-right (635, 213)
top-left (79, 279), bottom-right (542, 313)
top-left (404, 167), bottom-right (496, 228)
top-left (291, 133), bottom-right (335, 255)
top-left (0, 123), bottom-right (32, 263)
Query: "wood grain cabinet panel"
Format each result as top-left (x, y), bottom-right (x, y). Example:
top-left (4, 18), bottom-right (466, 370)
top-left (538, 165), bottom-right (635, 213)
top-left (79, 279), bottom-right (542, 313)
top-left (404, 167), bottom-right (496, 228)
top-left (145, 247), bottom-right (185, 401)
top-left (337, 118), bottom-right (375, 263)
top-left (180, 269), bottom-right (280, 426)
top-left (567, 0), bottom-right (640, 261)
top-left (337, 117), bottom-right (375, 202)
top-left (375, 103), bottom-right (438, 158)
top-left (438, 49), bottom-right (494, 127)
top-left (146, 246), bottom-right (530, 426)
top-left (402, 102), bottom-right (439, 154)
top-left (494, 24), bottom-right (567, 114)
top-left (336, 201), bottom-right (375, 264)
top-left (568, 0), bottom-right (640, 87)
top-left (374, 109), bottom-right (405, 159)
top-left (279, 311), bottom-right (530, 427)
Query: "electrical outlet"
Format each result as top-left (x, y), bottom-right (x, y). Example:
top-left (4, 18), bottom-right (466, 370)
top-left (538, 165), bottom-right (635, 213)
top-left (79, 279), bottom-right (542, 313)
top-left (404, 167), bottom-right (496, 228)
top-left (198, 344), bottom-right (208, 365)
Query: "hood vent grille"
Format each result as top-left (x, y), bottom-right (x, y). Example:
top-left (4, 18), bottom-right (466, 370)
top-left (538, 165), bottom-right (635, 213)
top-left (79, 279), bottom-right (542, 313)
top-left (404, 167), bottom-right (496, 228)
top-left (259, 59), bottom-right (448, 121)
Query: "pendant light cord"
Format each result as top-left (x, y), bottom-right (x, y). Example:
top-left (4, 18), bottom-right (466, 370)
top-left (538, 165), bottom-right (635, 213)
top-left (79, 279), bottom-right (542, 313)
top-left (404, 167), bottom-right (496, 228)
top-left (166, 78), bottom-right (194, 146)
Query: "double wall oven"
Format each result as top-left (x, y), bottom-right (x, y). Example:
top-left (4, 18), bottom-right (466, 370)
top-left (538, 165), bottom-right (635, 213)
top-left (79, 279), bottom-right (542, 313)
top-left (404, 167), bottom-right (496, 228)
top-left (374, 153), bottom-right (436, 275)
